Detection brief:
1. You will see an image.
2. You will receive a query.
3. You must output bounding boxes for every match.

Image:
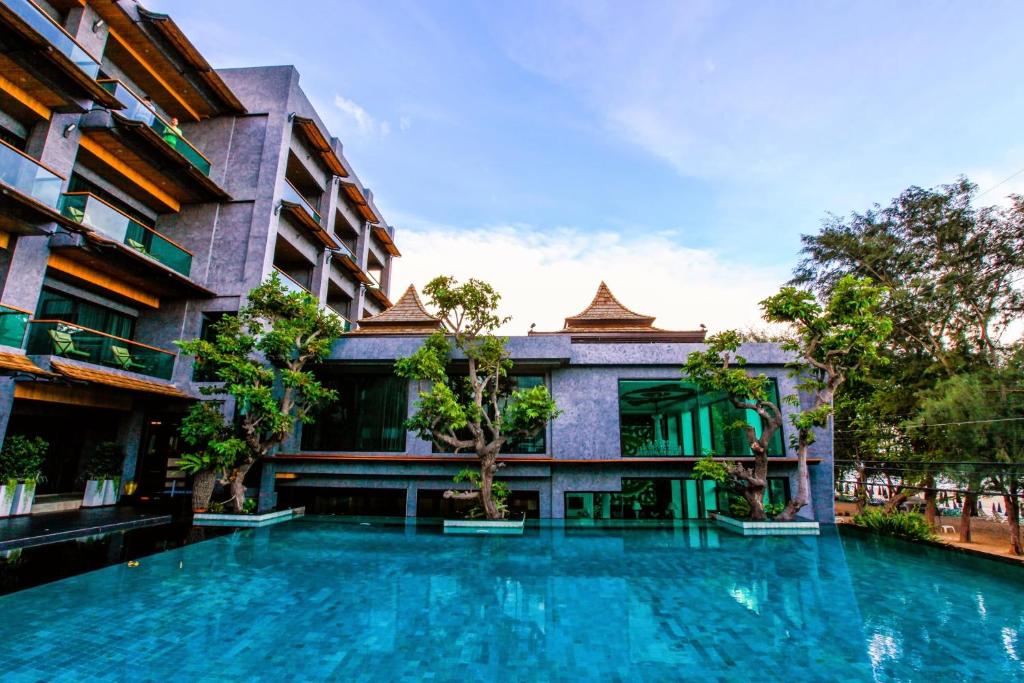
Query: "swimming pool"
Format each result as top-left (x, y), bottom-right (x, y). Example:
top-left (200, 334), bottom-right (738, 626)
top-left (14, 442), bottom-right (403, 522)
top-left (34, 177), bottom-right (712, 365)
top-left (0, 518), bottom-right (1020, 681)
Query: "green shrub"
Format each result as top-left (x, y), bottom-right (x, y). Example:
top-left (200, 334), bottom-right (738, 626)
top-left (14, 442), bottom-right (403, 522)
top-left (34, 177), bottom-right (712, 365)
top-left (81, 441), bottom-right (123, 481)
top-left (764, 502), bottom-right (785, 518)
top-left (242, 498), bottom-right (257, 514)
top-left (853, 509), bottom-right (935, 541)
top-left (729, 496), bottom-right (751, 518)
top-left (0, 435), bottom-right (48, 482)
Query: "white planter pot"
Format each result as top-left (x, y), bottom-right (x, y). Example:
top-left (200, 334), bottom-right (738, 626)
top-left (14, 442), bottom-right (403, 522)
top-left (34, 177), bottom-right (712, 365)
top-left (102, 478), bottom-right (119, 506)
top-left (443, 517), bottom-right (526, 535)
top-left (83, 479), bottom-right (119, 507)
top-left (0, 483), bottom-right (15, 518)
top-left (10, 481), bottom-right (36, 516)
top-left (82, 480), bottom-right (105, 507)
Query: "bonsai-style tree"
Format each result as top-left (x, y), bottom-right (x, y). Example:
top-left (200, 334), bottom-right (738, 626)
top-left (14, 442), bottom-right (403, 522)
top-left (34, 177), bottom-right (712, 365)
top-left (761, 275), bottom-right (891, 521)
top-left (178, 401), bottom-right (246, 512)
top-left (395, 276), bottom-right (560, 520)
top-left (177, 273), bottom-right (343, 511)
top-left (684, 330), bottom-right (785, 521)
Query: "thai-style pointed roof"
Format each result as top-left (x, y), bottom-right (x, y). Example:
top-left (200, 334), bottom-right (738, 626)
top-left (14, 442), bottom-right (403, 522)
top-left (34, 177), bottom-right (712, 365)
top-left (562, 282), bottom-right (658, 331)
top-left (353, 285), bottom-right (444, 335)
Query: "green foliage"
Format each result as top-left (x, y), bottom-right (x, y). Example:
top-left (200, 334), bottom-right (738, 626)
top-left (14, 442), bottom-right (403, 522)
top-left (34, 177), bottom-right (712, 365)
top-left (208, 501), bottom-right (225, 514)
top-left (176, 273), bottom-right (342, 497)
top-left (81, 441), bottom-right (124, 481)
top-left (242, 498), bottom-right (257, 514)
top-left (853, 509), bottom-right (935, 541)
top-left (178, 402), bottom-right (246, 477)
top-left (764, 502), bottom-right (785, 518)
top-left (684, 330), bottom-right (771, 402)
top-left (452, 468), bottom-right (509, 518)
top-left (729, 497), bottom-right (751, 518)
top-left (693, 455), bottom-right (729, 484)
top-left (0, 435), bottom-right (48, 482)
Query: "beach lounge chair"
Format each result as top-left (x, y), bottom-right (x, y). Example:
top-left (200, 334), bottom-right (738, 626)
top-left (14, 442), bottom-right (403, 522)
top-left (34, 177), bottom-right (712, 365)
top-left (110, 345), bottom-right (146, 372)
top-left (48, 329), bottom-right (89, 359)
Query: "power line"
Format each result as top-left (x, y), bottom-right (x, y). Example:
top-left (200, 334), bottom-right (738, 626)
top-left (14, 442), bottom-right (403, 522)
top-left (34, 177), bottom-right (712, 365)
top-left (977, 166), bottom-right (1024, 198)
top-left (835, 416), bottom-right (1024, 434)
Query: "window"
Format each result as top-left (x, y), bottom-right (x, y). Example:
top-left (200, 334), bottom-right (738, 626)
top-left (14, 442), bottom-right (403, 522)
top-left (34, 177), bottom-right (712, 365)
top-left (36, 288), bottom-right (135, 339)
top-left (301, 372), bottom-right (407, 452)
top-left (618, 379), bottom-right (785, 457)
top-left (432, 374), bottom-right (548, 455)
top-left (564, 477), bottom-right (789, 520)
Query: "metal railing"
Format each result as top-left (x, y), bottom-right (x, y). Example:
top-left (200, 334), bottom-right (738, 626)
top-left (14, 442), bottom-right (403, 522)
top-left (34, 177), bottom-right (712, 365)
top-left (97, 79), bottom-right (212, 176)
top-left (60, 193), bottom-right (193, 276)
top-left (0, 138), bottom-right (63, 209)
top-left (0, 303), bottom-right (29, 348)
top-left (25, 320), bottom-right (175, 380)
top-left (2, 0), bottom-right (101, 78)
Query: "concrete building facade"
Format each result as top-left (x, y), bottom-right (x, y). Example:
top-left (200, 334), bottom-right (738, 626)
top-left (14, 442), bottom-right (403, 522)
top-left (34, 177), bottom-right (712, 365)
top-left (267, 284), bottom-right (834, 522)
top-left (0, 0), bottom-right (398, 505)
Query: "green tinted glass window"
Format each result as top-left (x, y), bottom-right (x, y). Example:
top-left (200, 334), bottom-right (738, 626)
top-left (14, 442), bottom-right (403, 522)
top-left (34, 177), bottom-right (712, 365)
top-left (302, 372), bottom-right (408, 452)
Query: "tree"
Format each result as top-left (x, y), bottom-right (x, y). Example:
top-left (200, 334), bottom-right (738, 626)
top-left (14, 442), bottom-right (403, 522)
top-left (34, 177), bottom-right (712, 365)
top-left (395, 276), bottom-right (560, 520)
top-left (683, 330), bottom-right (785, 521)
top-left (177, 401), bottom-right (246, 512)
top-left (915, 357), bottom-right (1024, 554)
top-left (761, 275), bottom-right (892, 521)
top-left (177, 273), bottom-right (343, 511)
top-left (793, 179), bottom-right (1024, 533)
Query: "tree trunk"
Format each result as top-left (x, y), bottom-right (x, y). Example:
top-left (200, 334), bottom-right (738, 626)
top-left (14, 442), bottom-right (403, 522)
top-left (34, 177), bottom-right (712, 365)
top-left (192, 471), bottom-right (216, 512)
top-left (1005, 491), bottom-right (1022, 556)
top-left (744, 486), bottom-right (767, 521)
top-left (923, 474), bottom-right (938, 528)
top-left (478, 456), bottom-right (501, 520)
top-left (883, 489), bottom-right (908, 516)
top-left (228, 461), bottom-right (253, 513)
top-left (959, 488), bottom-right (976, 543)
top-left (776, 439), bottom-right (810, 521)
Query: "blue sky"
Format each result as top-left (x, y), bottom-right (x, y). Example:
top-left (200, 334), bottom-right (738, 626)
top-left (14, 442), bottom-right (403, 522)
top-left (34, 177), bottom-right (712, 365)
top-left (152, 0), bottom-right (1024, 332)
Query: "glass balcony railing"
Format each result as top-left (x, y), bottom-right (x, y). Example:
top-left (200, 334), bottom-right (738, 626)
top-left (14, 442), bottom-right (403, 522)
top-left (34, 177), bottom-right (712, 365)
top-left (281, 180), bottom-right (321, 224)
top-left (97, 80), bottom-right (212, 176)
top-left (0, 304), bottom-right (29, 348)
top-left (0, 139), bottom-right (63, 209)
top-left (273, 267), bottom-right (313, 297)
top-left (25, 320), bottom-right (175, 380)
top-left (60, 193), bottom-right (193, 276)
top-left (3, 0), bottom-right (101, 78)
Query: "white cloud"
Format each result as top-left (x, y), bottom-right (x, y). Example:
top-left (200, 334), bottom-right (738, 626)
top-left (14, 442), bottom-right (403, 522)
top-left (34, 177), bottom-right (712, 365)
top-left (333, 95), bottom-right (390, 137)
top-left (388, 217), bottom-right (788, 335)
top-left (399, 116), bottom-right (412, 131)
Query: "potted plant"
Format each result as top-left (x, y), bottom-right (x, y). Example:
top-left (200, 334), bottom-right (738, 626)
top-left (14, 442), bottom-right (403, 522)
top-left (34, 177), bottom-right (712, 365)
top-left (80, 441), bottom-right (124, 507)
top-left (0, 435), bottom-right (48, 516)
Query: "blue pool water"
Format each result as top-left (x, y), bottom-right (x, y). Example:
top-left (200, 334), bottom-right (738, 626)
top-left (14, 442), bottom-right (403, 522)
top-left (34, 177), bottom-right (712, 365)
top-left (0, 519), bottom-right (1021, 682)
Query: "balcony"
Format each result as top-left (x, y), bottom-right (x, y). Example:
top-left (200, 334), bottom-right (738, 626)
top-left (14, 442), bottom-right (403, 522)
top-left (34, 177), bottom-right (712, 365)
top-left (279, 180), bottom-right (339, 250)
top-left (273, 267), bottom-right (313, 297)
top-left (0, 138), bottom-right (64, 234)
top-left (60, 193), bottom-right (192, 277)
top-left (322, 304), bottom-right (352, 332)
top-left (25, 320), bottom-right (175, 380)
top-left (98, 80), bottom-right (211, 176)
top-left (0, 303), bottom-right (29, 348)
top-left (0, 0), bottom-right (119, 110)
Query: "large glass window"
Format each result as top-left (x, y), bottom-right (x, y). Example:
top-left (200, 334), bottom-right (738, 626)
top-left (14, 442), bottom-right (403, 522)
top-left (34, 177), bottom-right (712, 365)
top-left (565, 477), bottom-right (789, 520)
top-left (432, 374), bottom-right (547, 454)
top-left (618, 379), bottom-right (785, 457)
top-left (301, 372), bottom-right (407, 452)
top-left (36, 288), bottom-right (135, 339)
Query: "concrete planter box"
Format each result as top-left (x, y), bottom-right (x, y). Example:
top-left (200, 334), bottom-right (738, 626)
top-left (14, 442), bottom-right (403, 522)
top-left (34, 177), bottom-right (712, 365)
top-left (82, 479), bottom-right (118, 507)
top-left (443, 517), bottom-right (526, 535)
top-left (0, 483), bottom-right (15, 518)
top-left (715, 514), bottom-right (820, 536)
top-left (10, 481), bottom-right (37, 516)
top-left (193, 507), bottom-right (304, 528)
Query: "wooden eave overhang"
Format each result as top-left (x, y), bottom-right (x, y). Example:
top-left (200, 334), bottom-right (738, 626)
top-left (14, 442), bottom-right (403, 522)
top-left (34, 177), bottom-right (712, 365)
top-left (366, 287), bottom-right (393, 308)
top-left (333, 253), bottom-right (372, 285)
top-left (371, 224), bottom-right (401, 257)
top-left (137, 8), bottom-right (246, 115)
top-left (0, 2), bottom-right (122, 110)
top-left (340, 181), bottom-right (380, 223)
top-left (49, 359), bottom-right (189, 398)
top-left (0, 350), bottom-right (47, 375)
top-left (78, 113), bottom-right (230, 204)
top-left (280, 201), bottom-right (340, 250)
top-left (291, 115), bottom-right (347, 177)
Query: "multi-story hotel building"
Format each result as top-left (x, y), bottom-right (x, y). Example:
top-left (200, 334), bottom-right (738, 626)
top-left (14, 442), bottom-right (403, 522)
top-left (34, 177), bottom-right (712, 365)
top-left (0, 0), bottom-right (398, 506)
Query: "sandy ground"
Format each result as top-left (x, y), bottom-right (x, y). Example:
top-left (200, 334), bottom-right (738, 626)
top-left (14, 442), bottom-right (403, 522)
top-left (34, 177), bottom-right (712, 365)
top-left (835, 501), bottom-right (1024, 564)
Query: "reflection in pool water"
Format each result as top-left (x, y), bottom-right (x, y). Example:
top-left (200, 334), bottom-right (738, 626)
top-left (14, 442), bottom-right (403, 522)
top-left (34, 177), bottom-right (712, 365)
top-left (0, 519), bottom-right (1020, 681)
